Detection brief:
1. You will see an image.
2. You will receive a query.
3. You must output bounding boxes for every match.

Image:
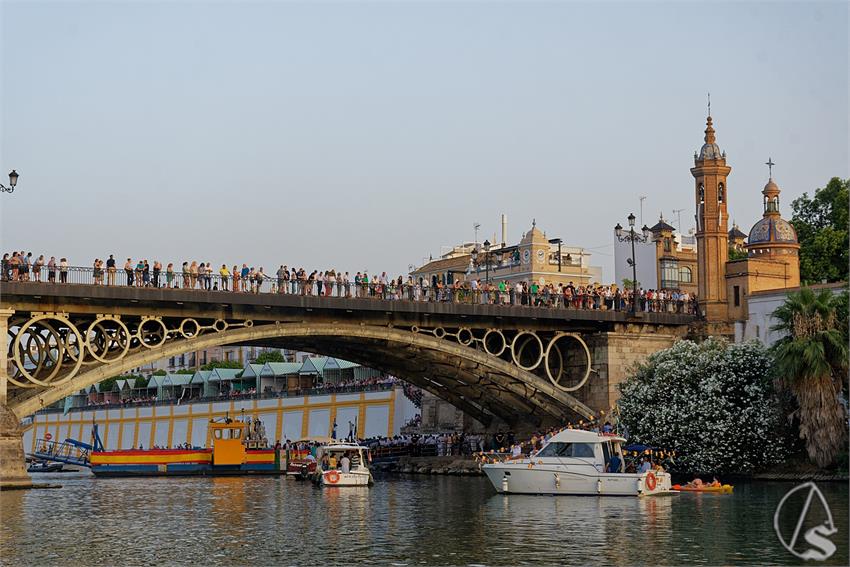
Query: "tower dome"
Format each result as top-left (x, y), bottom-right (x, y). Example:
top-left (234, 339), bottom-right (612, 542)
top-left (746, 173), bottom-right (799, 257)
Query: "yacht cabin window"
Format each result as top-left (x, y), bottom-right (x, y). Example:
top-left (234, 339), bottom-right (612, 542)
top-left (536, 442), bottom-right (596, 458)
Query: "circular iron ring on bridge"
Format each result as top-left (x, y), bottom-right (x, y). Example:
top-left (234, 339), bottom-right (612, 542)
top-left (544, 332), bottom-right (593, 392)
top-left (10, 314), bottom-right (84, 388)
top-left (137, 318), bottom-right (169, 348)
top-left (511, 331), bottom-right (544, 371)
top-left (482, 329), bottom-right (507, 357)
top-left (456, 327), bottom-right (474, 346)
top-left (410, 325), bottom-right (420, 334)
top-left (85, 316), bottom-right (131, 364)
top-left (179, 318), bottom-right (200, 339)
top-left (13, 322), bottom-right (61, 386)
top-left (213, 319), bottom-right (229, 332)
top-left (433, 327), bottom-right (446, 339)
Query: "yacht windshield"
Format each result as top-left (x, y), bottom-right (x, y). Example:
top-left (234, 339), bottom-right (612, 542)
top-left (536, 442), bottom-right (596, 458)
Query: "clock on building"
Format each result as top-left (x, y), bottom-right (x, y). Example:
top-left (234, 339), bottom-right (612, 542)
top-left (536, 249), bottom-right (545, 264)
top-left (522, 249), bottom-right (531, 264)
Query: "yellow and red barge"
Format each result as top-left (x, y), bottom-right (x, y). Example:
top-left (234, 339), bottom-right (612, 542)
top-left (90, 417), bottom-right (283, 477)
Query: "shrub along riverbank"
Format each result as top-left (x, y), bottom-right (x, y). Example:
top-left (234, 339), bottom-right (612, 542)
top-left (617, 288), bottom-right (848, 476)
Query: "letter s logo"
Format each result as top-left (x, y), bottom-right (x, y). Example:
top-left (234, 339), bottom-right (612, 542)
top-left (800, 524), bottom-right (838, 561)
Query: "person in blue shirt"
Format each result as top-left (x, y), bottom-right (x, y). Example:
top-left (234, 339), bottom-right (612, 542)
top-left (606, 453), bottom-right (622, 473)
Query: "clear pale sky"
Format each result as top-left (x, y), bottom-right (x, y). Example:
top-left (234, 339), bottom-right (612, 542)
top-left (2, 1), bottom-right (847, 281)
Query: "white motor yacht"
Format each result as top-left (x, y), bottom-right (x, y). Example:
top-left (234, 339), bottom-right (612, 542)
top-left (482, 429), bottom-right (672, 496)
top-left (318, 443), bottom-right (373, 487)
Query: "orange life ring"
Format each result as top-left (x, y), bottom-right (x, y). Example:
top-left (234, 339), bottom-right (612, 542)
top-left (325, 470), bottom-right (340, 484)
top-left (44, 433), bottom-right (52, 441)
top-left (645, 471), bottom-right (657, 491)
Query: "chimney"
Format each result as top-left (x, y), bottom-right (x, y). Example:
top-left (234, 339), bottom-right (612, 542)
top-left (501, 214), bottom-right (508, 246)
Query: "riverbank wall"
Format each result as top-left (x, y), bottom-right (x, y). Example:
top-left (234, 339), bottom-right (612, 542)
top-left (375, 456), bottom-right (483, 476)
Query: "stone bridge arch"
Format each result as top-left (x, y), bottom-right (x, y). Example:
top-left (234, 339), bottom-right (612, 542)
top-left (7, 318), bottom-right (595, 427)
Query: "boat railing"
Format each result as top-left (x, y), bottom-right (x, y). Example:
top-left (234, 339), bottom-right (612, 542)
top-left (29, 438), bottom-right (92, 467)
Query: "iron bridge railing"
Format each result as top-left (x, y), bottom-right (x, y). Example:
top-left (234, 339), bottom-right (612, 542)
top-left (1, 264), bottom-right (699, 315)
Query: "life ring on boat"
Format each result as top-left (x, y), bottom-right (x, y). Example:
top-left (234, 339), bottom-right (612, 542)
top-left (44, 433), bottom-right (52, 441)
top-left (325, 470), bottom-right (340, 484)
top-left (645, 471), bottom-right (657, 491)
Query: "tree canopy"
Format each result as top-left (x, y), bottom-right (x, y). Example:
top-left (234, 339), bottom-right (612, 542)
top-left (252, 350), bottom-right (285, 364)
top-left (791, 177), bottom-right (849, 284)
top-left (200, 360), bottom-right (243, 371)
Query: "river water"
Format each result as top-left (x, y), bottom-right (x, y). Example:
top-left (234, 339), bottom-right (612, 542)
top-left (1, 472), bottom-right (847, 566)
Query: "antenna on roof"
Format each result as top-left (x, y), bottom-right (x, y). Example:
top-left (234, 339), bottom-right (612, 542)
top-left (707, 92), bottom-right (711, 117)
top-left (473, 222), bottom-right (481, 244)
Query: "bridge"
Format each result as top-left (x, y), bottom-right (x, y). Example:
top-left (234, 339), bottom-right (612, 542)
top-left (0, 279), bottom-right (694, 487)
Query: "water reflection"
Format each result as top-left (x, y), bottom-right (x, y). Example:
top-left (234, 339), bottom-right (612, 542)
top-left (0, 474), bottom-right (847, 566)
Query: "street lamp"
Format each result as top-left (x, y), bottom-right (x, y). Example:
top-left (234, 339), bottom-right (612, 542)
top-left (0, 170), bottom-right (19, 193)
top-left (614, 213), bottom-right (651, 314)
top-left (483, 239), bottom-right (491, 283)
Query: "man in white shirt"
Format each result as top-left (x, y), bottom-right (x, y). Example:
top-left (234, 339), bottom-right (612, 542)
top-left (340, 454), bottom-right (351, 474)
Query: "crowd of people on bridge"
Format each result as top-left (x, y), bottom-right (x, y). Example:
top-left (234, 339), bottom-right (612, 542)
top-left (3, 251), bottom-right (699, 315)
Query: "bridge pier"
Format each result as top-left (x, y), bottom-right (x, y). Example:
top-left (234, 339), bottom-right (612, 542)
top-left (0, 404), bottom-right (31, 490)
top-left (0, 308), bottom-right (32, 489)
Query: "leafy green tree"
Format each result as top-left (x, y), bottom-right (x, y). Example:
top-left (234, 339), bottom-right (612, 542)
top-left (617, 338), bottom-right (787, 474)
top-left (175, 369), bottom-right (195, 374)
top-left (134, 376), bottom-right (149, 389)
top-left (771, 288), bottom-right (848, 467)
top-left (200, 360), bottom-right (243, 371)
top-left (790, 177), bottom-right (849, 284)
top-left (152, 369), bottom-right (167, 376)
top-left (253, 350), bottom-right (285, 364)
top-left (728, 246), bottom-right (748, 261)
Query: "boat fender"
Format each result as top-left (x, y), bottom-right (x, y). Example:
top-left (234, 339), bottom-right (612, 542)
top-left (554, 473), bottom-right (560, 489)
top-left (597, 479), bottom-right (602, 494)
top-left (326, 470), bottom-right (340, 484)
top-left (501, 476), bottom-right (509, 493)
top-left (645, 472), bottom-right (657, 491)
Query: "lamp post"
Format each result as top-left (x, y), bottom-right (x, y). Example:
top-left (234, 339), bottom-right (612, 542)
top-left (0, 170), bottom-right (19, 193)
top-left (614, 213), bottom-right (651, 314)
top-left (483, 239), bottom-right (491, 284)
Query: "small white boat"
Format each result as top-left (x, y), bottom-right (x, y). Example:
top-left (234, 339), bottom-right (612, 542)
top-left (482, 429), bottom-right (671, 497)
top-left (318, 443), bottom-right (373, 487)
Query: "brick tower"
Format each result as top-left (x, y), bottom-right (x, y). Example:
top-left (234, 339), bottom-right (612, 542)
top-left (691, 114), bottom-right (732, 321)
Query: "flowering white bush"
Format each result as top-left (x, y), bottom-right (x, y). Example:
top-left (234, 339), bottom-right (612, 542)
top-left (617, 337), bottom-right (787, 474)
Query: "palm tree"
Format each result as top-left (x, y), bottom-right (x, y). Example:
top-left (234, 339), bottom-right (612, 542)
top-left (772, 288), bottom-right (848, 467)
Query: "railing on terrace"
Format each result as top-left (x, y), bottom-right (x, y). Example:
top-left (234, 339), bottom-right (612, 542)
top-left (36, 383), bottom-right (398, 415)
top-left (1, 264), bottom-right (699, 315)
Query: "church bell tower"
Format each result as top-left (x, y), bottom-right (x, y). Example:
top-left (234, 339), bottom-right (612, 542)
top-left (691, 112), bottom-right (731, 321)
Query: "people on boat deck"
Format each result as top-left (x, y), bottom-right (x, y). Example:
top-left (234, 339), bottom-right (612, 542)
top-left (340, 453), bottom-right (351, 474)
top-left (350, 450), bottom-right (361, 469)
top-left (639, 457), bottom-right (652, 473)
top-left (606, 453), bottom-right (622, 473)
top-left (602, 421), bottom-right (613, 434)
